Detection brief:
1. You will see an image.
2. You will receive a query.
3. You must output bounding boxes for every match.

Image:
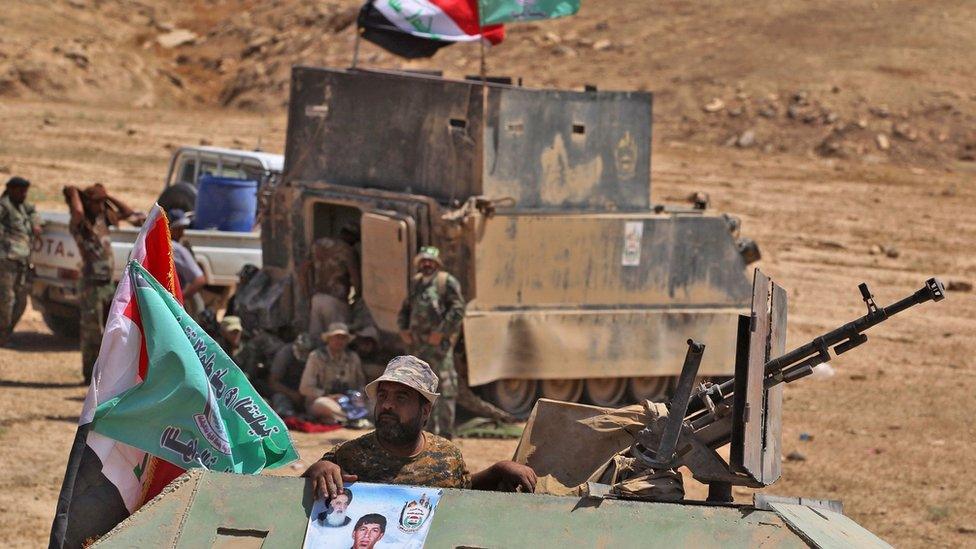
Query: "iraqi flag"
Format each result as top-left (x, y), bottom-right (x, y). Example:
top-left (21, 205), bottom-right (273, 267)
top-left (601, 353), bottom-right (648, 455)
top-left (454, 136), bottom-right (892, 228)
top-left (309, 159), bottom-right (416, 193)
top-left (50, 205), bottom-right (189, 548)
top-left (91, 261), bottom-right (296, 474)
top-left (359, 0), bottom-right (505, 59)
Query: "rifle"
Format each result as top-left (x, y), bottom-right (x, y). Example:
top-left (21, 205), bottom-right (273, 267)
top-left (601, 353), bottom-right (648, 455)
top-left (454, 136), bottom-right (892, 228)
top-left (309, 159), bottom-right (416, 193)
top-left (629, 273), bottom-right (946, 502)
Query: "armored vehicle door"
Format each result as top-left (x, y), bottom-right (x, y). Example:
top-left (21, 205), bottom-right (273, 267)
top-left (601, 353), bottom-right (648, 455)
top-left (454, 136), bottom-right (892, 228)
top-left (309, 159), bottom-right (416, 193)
top-left (360, 211), bottom-right (417, 332)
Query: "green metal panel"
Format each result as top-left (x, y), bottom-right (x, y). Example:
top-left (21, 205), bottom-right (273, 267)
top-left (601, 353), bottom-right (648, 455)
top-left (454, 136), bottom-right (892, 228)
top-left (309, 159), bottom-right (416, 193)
top-left (94, 471), bottom-right (833, 548)
top-left (769, 502), bottom-right (893, 549)
top-left (426, 492), bottom-right (805, 548)
top-left (94, 471), bottom-right (314, 549)
top-left (177, 473), bottom-right (312, 548)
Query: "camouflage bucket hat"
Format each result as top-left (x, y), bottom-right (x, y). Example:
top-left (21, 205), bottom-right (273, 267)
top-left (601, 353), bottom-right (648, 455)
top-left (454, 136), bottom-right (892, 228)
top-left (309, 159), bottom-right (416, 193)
top-left (413, 245), bottom-right (442, 268)
top-left (365, 355), bottom-right (439, 404)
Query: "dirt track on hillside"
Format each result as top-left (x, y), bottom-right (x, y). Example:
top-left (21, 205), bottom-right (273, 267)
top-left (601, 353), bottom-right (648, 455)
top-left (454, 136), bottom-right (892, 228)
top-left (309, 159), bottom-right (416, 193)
top-left (0, 100), bottom-right (973, 547)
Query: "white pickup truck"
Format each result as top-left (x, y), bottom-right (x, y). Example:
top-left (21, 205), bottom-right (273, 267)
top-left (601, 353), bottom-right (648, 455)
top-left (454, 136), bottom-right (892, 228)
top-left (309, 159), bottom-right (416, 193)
top-left (30, 146), bottom-right (280, 337)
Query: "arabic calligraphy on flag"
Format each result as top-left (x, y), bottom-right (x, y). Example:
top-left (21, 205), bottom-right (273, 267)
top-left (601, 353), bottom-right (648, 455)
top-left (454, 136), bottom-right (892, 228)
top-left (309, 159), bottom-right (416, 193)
top-left (90, 261), bottom-right (298, 473)
top-left (478, 0), bottom-right (580, 25)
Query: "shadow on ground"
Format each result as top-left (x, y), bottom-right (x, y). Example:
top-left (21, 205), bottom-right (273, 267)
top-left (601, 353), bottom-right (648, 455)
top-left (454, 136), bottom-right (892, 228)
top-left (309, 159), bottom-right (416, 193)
top-left (3, 331), bottom-right (78, 353)
top-left (0, 379), bottom-right (82, 389)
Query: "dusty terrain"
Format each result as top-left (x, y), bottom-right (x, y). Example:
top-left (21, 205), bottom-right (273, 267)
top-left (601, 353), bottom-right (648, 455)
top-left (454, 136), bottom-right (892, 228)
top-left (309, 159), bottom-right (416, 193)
top-left (2, 0), bottom-right (976, 547)
top-left (1, 100), bottom-right (973, 548)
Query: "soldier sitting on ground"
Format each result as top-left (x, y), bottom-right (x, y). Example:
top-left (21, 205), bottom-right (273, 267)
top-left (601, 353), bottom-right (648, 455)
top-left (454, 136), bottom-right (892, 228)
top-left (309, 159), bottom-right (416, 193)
top-left (267, 333), bottom-right (315, 417)
top-left (351, 325), bottom-right (386, 383)
top-left (0, 176), bottom-right (42, 347)
top-left (303, 355), bottom-right (537, 499)
top-left (299, 322), bottom-right (366, 424)
top-left (216, 316), bottom-right (244, 365)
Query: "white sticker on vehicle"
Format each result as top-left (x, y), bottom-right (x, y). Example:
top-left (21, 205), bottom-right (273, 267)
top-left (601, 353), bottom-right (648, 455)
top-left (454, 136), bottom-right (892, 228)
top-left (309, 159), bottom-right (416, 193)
top-left (622, 221), bottom-right (643, 266)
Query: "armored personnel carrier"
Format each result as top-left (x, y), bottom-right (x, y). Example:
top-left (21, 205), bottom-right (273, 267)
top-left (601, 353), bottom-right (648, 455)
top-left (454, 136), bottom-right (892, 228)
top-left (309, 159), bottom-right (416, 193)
top-left (258, 66), bottom-right (760, 415)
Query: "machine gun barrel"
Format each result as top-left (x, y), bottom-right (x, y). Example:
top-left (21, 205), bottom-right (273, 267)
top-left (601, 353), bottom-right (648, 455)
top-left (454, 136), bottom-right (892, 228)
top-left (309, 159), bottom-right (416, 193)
top-left (709, 277), bottom-right (946, 398)
top-left (632, 276), bottom-right (946, 494)
top-left (763, 277), bottom-right (945, 385)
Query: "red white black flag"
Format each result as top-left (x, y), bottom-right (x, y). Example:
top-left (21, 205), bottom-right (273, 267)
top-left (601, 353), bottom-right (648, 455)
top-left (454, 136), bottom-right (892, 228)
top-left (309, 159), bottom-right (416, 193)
top-left (358, 0), bottom-right (505, 59)
top-left (50, 205), bottom-right (187, 547)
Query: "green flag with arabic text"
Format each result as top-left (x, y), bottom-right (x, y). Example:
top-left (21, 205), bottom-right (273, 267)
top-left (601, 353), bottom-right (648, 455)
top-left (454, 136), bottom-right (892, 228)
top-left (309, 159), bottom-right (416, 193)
top-left (90, 261), bottom-right (298, 473)
top-left (478, 0), bottom-right (580, 25)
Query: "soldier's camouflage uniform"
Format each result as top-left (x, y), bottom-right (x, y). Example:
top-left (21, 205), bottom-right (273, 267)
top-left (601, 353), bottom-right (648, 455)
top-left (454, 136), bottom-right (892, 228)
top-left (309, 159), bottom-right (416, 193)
top-left (0, 194), bottom-right (40, 343)
top-left (70, 213), bottom-right (115, 384)
top-left (322, 431), bottom-right (470, 489)
top-left (307, 237), bottom-right (360, 339)
top-left (397, 271), bottom-right (465, 437)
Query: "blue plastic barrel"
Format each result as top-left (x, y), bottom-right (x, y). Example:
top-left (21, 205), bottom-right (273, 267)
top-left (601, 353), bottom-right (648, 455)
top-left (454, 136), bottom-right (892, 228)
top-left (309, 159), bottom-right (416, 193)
top-left (193, 175), bottom-right (257, 232)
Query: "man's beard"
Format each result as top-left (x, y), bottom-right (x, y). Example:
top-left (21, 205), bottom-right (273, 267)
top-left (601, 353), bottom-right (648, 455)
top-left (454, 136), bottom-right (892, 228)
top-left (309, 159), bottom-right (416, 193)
top-left (325, 509), bottom-right (346, 526)
top-left (375, 411), bottom-right (423, 446)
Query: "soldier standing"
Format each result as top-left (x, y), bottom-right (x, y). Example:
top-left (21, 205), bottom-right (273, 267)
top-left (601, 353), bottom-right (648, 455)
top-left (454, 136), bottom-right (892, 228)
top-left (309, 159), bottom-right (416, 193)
top-left (0, 176), bottom-right (42, 346)
top-left (397, 246), bottom-right (465, 438)
top-left (63, 184), bottom-right (144, 384)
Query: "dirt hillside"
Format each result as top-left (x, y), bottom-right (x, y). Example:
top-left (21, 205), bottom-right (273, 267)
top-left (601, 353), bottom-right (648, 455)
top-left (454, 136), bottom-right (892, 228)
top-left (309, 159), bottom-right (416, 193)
top-left (3, 0), bottom-right (976, 165)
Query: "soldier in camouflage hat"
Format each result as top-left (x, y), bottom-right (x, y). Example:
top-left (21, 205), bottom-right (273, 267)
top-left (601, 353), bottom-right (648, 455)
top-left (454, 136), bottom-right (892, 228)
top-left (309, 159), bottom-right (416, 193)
top-left (364, 355), bottom-right (440, 404)
top-left (0, 176), bottom-right (42, 346)
top-left (303, 354), bottom-right (538, 500)
top-left (397, 246), bottom-right (465, 438)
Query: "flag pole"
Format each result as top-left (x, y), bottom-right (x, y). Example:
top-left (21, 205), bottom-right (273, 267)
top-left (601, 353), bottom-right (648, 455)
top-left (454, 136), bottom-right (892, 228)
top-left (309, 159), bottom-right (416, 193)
top-left (351, 27), bottom-right (362, 69)
top-left (478, 1), bottom-right (489, 191)
top-left (351, 2), bottom-right (367, 69)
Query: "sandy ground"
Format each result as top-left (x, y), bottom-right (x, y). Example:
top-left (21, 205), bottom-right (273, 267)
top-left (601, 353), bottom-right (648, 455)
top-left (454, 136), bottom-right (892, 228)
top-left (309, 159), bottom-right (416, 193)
top-left (0, 100), bottom-right (974, 548)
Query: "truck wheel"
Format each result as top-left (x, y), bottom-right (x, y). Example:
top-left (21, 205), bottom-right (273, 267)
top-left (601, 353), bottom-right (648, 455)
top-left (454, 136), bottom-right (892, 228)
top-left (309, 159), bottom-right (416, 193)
top-left (157, 182), bottom-right (197, 213)
top-left (42, 311), bottom-right (80, 340)
top-left (585, 378), bottom-right (629, 407)
top-left (485, 379), bottom-right (538, 418)
top-left (540, 379), bottom-right (584, 402)
top-left (628, 376), bottom-right (674, 403)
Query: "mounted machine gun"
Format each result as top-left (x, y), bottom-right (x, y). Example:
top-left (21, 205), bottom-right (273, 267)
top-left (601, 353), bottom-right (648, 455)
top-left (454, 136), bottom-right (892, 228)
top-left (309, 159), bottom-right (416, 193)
top-left (629, 271), bottom-right (946, 502)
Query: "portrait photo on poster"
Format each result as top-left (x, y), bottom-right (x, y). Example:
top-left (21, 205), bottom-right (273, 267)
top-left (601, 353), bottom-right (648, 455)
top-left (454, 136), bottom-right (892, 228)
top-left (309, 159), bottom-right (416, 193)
top-left (304, 483), bottom-right (443, 548)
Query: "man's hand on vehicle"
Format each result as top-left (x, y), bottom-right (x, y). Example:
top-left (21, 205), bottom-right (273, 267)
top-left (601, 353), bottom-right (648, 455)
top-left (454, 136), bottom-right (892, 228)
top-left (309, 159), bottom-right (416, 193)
top-left (399, 330), bottom-right (414, 346)
top-left (492, 460), bottom-right (538, 493)
top-left (471, 460), bottom-right (538, 492)
top-left (302, 460), bottom-right (358, 500)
